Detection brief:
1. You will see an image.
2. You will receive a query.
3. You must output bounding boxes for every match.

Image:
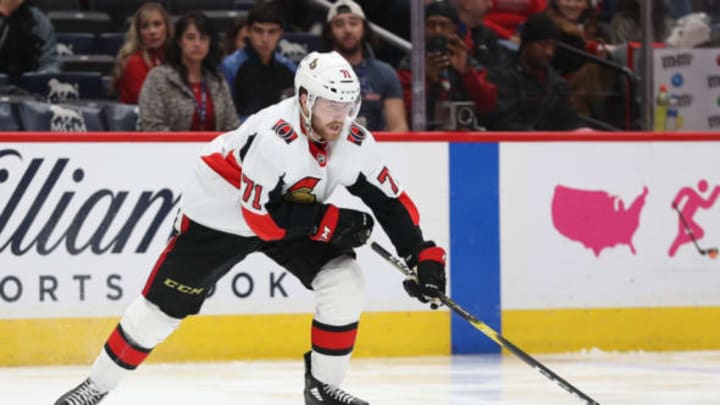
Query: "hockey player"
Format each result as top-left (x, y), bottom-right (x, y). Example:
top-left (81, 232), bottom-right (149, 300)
top-left (54, 51), bottom-right (446, 405)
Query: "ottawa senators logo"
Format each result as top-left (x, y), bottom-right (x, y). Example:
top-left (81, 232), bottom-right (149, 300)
top-left (284, 177), bottom-right (321, 203)
top-left (272, 119), bottom-right (298, 144)
top-left (347, 124), bottom-right (366, 146)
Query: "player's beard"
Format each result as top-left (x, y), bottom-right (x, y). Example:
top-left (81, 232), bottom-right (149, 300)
top-left (320, 121), bottom-right (344, 141)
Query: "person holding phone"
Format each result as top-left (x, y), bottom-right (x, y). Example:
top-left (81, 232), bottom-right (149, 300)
top-left (396, 1), bottom-right (496, 129)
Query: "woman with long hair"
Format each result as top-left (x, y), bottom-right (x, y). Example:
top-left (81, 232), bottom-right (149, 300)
top-left (138, 12), bottom-right (240, 131)
top-left (112, 2), bottom-right (172, 104)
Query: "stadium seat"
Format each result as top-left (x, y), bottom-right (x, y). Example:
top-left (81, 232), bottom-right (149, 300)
top-left (31, 0), bottom-right (82, 12)
top-left (168, 0), bottom-right (235, 14)
top-left (56, 33), bottom-right (96, 56)
top-left (92, 0), bottom-right (166, 31)
top-left (17, 100), bottom-right (106, 132)
top-left (0, 100), bottom-right (20, 131)
top-left (231, 0), bottom-right (256, 11)
top-left (203, 10), bottom-right (247, 34)
top-left (19, 72), bottom-right (105, 102)
top-left (279, 33), bottom-right (322, 64)
top-left (96, 32), bottom-right (125, 56)
top-left (103, 102), bottom-right (139, 131)
top-left (102, 75), bottom-right (114, 98)
top-left (59, 55), bottom-right (115, 75)
top-left (48, 11), bottom-right (112, 34)
top-left (282, 32), bottom-right (322, 53)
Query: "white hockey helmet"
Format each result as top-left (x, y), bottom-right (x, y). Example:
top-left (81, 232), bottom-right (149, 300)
top-left (294, 51), bottom-right (361, 141)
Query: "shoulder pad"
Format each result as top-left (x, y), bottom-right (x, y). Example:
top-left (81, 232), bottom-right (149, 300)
top-left (346, 123), bottom-right (368, 146)
top-left (272, 119), bottom-right (299, 144)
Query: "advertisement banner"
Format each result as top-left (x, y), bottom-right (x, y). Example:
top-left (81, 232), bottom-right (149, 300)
top-left (0, 141), bottom-right (449, 320)
top-left (653, 48), bottom-right (720, 131)
top-left (501, 142), bottom-right (720, 310)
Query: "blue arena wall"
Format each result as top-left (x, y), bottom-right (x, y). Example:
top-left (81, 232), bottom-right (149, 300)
top-left (449, 143), bottom-right (500, 354)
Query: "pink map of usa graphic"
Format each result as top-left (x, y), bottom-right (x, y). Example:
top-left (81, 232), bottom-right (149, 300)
top-left (552, 185), bottom-right (649, 257)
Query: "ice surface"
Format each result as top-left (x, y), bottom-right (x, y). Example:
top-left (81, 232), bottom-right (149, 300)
top-left (3, 350), bottom-right (720, 404)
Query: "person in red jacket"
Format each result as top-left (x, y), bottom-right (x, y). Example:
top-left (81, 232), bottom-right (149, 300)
top-left (484, 0), bottom-right (547, 42)
top-left (112, 2), bottom-right (173, 104)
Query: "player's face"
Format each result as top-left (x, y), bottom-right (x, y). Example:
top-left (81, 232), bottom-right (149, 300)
top-left (311, 97), bottom-right (357, 141)
top-left (179, 24), bottom-right (210, 65)
top-left (139, 10), bottom-right (168, 51)
top-left (330, 14), bottom-right (364, 54)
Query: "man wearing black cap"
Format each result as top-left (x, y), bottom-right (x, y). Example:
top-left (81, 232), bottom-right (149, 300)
top-left (220, 1), bottom-right (297, 121)
top-left (486, 12), bottom-right (582, 131)
top-left (396, 0), bottom-right (496, 130)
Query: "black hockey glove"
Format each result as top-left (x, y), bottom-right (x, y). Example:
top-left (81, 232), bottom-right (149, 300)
top-left (310, 204), bottom-right (374, 249)
top-left (403, 241), bottom-right (446, 309)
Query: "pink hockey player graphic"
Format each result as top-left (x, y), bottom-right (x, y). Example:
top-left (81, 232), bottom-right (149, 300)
top-left (552, 185), bottom-right (649, 257)
top-left (668, 179), bottom-right (720, 257)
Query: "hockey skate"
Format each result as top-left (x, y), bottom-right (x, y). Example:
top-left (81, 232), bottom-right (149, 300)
top-left (54, 378), bottom-right (107, 405)
top-left (303, 351), bottom-right (369, 405)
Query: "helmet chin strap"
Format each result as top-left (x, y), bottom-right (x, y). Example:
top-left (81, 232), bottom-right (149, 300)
top-left (300, 95), bottom-right (327, 143)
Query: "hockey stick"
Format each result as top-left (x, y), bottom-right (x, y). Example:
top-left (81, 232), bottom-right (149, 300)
top-left (370, 241), bottom-right (600, 405)
top-left (672, 204), bottom-right (718, 259)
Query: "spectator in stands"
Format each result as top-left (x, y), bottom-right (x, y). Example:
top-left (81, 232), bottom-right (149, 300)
top-left (609, 0), bottom-right (672, 43)
top-left (546, 0), bottom-right (617, 116)
top-left (0, 0), bottom-right (59, 79)
top-left (112, 2), bottom-right (172, 104)
top-left (222, 17), bottom-right (248, 57)
top-left (484, 0), bottom-right (547, 43)
top-left (138, 12), bottom-right (239, 131)
top-left (486, 13), bottom-right (581, 130)
top-left (323, 0), bottom-right (408, 132)
top-left (220, 1), bottom-right (296, 121)
top-left (546, 0), bottom-right (610, 75)
top-left (452, 0), bottom-right (510, 68)
top-left (397, 1), bottom-right (496, 130)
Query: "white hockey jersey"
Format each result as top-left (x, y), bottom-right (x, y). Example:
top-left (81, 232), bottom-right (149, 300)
top-left (180, 98), bottom-right (424, 257)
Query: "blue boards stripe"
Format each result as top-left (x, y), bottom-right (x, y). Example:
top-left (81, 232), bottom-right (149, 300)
top-left (449, 142), bottom-right (500, 354)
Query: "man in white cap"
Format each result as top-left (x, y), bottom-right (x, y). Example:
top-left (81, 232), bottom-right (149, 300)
top-left (323, 0), bottom-right (408, 132)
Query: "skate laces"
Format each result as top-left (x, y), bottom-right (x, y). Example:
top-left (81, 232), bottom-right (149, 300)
top-left (64, 379), bottom-right (105, 405)
top-left (322, 384), bottom-right (357, 403)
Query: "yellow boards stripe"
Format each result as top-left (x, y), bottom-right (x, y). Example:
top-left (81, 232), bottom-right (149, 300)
top-left (0, 311), bottom-right (450, 366)
top-left (502, 306), bottom-right (720, 353)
